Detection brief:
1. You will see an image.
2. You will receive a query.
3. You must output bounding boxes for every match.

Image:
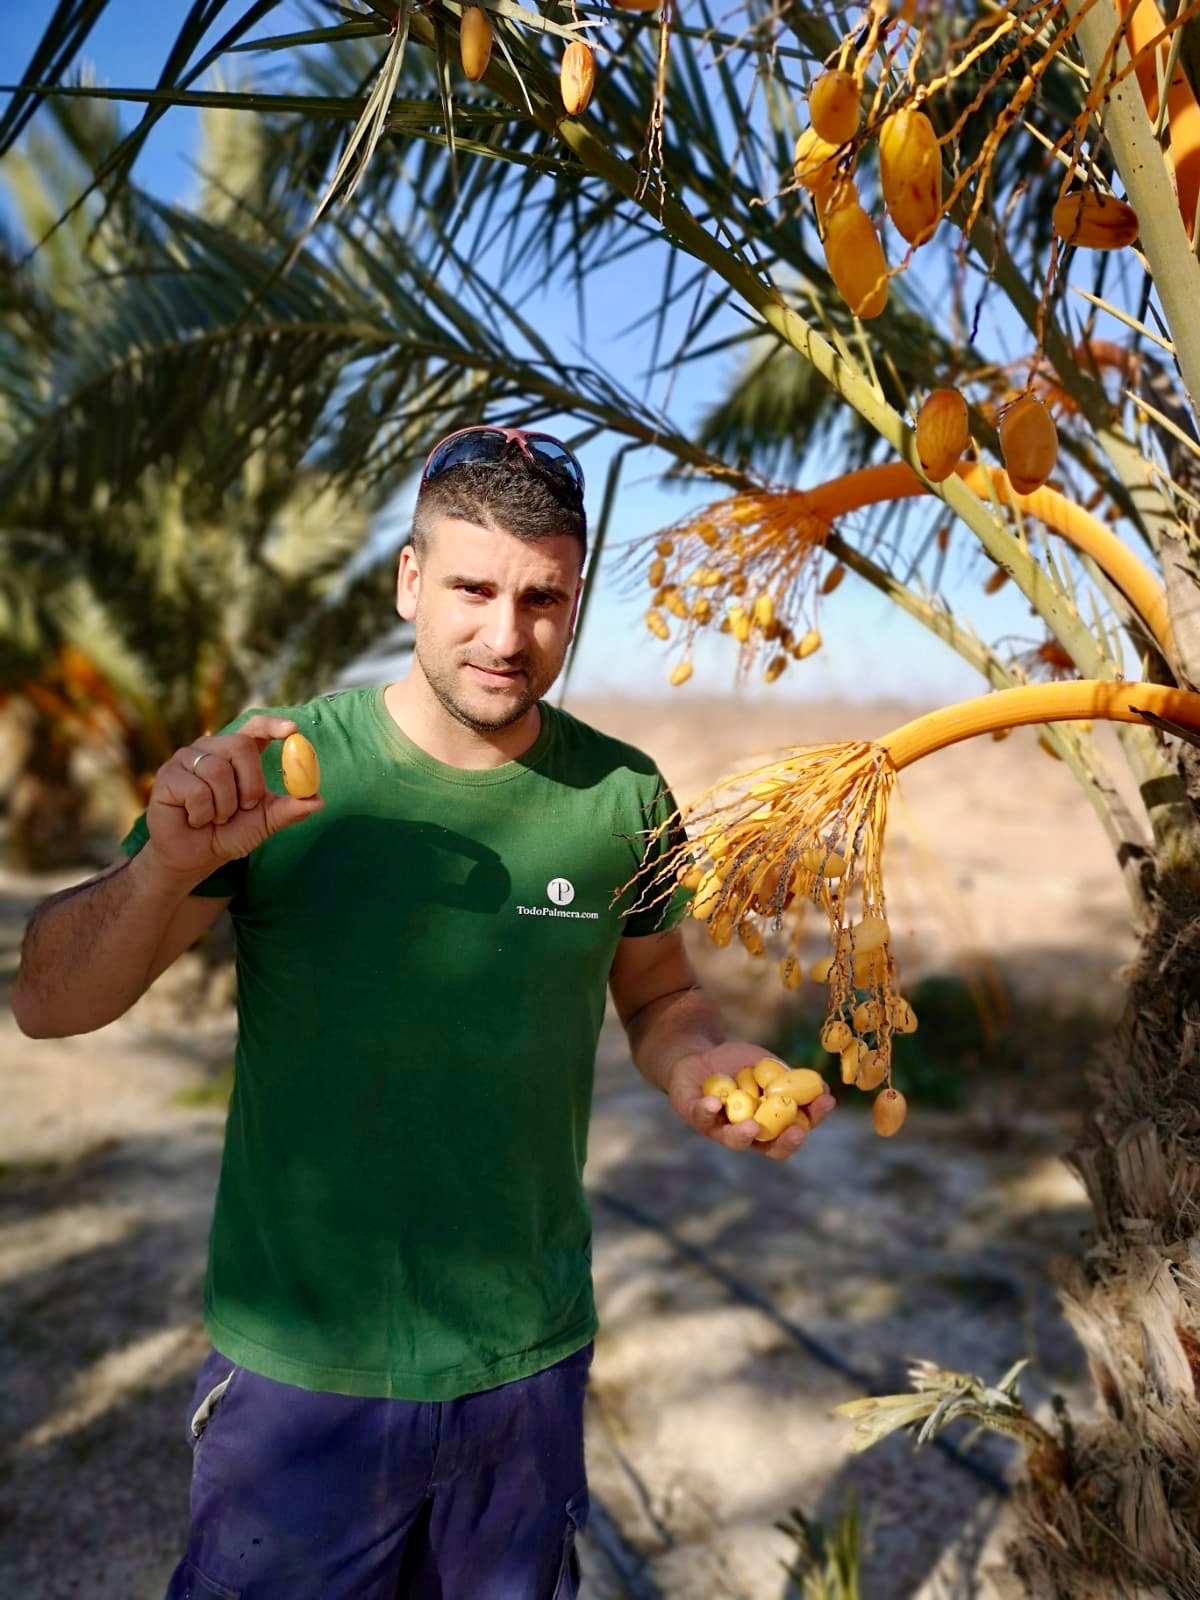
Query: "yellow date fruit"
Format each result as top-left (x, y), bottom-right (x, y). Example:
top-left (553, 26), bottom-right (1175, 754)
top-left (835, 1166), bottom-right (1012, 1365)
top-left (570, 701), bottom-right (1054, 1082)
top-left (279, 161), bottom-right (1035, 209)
top-left (814, 171), bottom-right (859, 229)
top-left (890, 997), bottom-right (919, 1034)
top-left (1051, 191), bottom-right (1138, 250)
top-left (820, 1018), bottom-right (853, 1053)
top-left (823, 200), bottom-right (889, 318)
top-left (460, 5), bottom-right (493, 80)
top-left (752, 1057), bottom-right (788, 1090)
top-left (724, 1088), bottom-right (759, 1123)
top-left (702, 1073), bottom-right (737, 1102)
top-left (560, 41), bottom-right (596, 115)
top-left (840, 1040), bottom-right (867, 1085)
top-left (853, 914), bottom-right (890, 953)
top-left (750, 858), bottom-right (782, 901)
top-left (999, 394), bottom-right (1058, 496)
top-left (852, 1000), bottom-right (883, 1034)
top-left (794, 127), bottom-right (840, 191)
top-left (735, 1066), bottom-right (763, 1099)
top-left (690, 869), bottom-right (724, 921)
top-left (753, 1094), bottom-right (799, 1141)
top-left (809, 69), bottom-right (861, 145)
top-left (872, 1087), bottom-right (908, 1136)
top-left (795, 628), bottom-right (822, 659)
top-left (916, 387), bottom-right (969, 483)
top-left (765, 1067), bottom-right (825, 1106)
top-left (281, 733), bottom-right (321, 798)
top-left (853, 949), bottom-right (888, 986)
top-left (855, 1050), bottom-right (887, 1092)
top-left (799, 847), bottom-right (846, 877)
top-left (879, 107), bottom-right (942, 246)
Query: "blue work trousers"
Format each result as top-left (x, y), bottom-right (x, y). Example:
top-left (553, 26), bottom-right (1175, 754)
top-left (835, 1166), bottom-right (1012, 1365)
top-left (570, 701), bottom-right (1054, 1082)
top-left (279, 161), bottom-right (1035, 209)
top-left (165, 1342), bottom-right (592, 1599)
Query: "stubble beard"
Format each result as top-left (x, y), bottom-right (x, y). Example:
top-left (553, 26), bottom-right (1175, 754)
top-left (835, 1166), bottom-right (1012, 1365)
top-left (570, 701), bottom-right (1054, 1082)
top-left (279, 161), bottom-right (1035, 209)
top-left (415, 637), bottom-right (561, 734)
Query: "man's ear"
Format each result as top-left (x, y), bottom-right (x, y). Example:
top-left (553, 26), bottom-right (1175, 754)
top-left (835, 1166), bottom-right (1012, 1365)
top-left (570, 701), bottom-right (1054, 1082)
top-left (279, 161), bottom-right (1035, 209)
top-left (396, 544), bottom-right (420, 621)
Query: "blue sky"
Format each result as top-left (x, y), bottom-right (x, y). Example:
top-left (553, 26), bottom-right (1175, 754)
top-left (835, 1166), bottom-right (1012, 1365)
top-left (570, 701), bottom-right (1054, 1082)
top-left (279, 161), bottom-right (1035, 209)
top-left (1, 2), bottom-right (1043, 705)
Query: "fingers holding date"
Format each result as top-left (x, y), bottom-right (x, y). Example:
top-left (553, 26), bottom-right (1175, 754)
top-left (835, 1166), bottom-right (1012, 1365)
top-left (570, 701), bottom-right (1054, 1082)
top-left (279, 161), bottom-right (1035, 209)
top-left (281, 733), bottom-right (321, 798)
top-left (144, 718), bottom-right (323, 881)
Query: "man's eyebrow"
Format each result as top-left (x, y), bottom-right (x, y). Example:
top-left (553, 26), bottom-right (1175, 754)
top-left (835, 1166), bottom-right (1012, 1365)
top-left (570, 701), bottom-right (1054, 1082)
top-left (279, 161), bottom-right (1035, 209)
top-left (442, 573), bottom-right (573, 602)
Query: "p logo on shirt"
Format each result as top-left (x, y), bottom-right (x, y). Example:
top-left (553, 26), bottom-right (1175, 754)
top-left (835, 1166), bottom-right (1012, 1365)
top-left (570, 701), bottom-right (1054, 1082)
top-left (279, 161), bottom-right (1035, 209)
top-left (547, 878), bottom-right (575, 906)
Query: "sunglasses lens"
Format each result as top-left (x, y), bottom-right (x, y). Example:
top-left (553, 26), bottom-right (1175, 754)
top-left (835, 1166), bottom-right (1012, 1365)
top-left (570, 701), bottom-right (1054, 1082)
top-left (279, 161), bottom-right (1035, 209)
top-left (525, 439), bottom-right (582, 487)
top-left (422, 427), bottom-right (585, 496)
top-left (424, 429), bottom-right (510, 480)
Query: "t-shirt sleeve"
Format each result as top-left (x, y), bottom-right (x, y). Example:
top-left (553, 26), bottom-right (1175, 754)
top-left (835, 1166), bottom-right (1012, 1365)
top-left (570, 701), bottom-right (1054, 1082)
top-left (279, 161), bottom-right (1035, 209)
top-left (621, 772), bottom-right (693, 938)
top-left (117, 707), bottom-right (268, 901)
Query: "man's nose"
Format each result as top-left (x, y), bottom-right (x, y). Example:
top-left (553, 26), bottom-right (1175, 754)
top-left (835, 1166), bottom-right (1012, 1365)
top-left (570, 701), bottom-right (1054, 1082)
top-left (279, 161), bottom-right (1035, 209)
top-left (480, 599), bottom-right (524, 659)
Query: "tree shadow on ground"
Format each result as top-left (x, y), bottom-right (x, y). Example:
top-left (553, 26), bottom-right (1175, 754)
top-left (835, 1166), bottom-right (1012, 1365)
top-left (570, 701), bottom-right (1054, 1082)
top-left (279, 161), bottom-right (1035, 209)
top-left (0, 1127), bottom-right (223, 1599)
top-left (0, 920), bottom-right (1102, 1600)
top-left (585, 957), bottom-right (1099, 1599)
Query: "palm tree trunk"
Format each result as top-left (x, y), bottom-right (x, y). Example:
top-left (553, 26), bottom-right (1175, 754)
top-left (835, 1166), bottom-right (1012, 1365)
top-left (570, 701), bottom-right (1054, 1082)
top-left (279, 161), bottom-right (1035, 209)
top-left (8, 719), bottom-right (90, 871)
top-left (1005, 781), bottom-right (1200, 1596)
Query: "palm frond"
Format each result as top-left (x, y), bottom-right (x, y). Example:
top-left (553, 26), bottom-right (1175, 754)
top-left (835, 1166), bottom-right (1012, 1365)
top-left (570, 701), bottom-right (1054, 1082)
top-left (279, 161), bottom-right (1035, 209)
top-left (0, 0), bottom-right (113, 153)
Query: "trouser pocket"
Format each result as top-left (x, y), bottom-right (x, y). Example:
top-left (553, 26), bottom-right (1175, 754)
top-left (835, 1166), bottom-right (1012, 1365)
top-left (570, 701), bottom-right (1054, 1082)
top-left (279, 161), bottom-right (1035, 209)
top-left (166, 1556), bottom-right (241, 1599)
top-left (186, 1355), bottom-right (240, 1453)
top-left (552, 1492), bottom-right (588, 1599)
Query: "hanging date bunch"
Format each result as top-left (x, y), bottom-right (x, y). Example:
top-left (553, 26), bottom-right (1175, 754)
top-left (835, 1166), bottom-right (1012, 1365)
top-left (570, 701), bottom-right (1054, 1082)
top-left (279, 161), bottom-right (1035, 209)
top-left (635, 448), bottom-right (1175, 696)
top-left (791, 1), bottom-right (949, 323)
top-left (626, 684), bottom-right (1200, 1136)
top-left (633, 479), bottom-right (884, 688)
top-left (790, 0), bottom-right (1151, 338)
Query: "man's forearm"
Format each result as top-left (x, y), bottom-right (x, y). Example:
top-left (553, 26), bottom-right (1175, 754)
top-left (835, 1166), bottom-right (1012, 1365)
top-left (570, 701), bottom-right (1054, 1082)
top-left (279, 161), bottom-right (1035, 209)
top-left (12, 849), bottom-right (200, 1038)
top-left (624, 984), bottom-right (726, 1095)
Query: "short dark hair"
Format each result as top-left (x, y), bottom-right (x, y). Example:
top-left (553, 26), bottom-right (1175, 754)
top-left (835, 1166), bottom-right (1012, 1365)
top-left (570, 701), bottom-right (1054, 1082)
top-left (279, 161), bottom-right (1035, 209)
top-left (410, 452), bottom-right (588, 563)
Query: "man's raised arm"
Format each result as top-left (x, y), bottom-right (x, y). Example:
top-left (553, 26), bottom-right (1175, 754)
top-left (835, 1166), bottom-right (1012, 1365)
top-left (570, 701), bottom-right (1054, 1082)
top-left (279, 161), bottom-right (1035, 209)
top-left (11, 714), bottom-right (322, 1038)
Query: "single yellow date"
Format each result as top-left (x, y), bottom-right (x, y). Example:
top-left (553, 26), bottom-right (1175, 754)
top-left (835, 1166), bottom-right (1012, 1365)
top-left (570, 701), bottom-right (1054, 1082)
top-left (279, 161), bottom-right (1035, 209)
top-left (281, 733), bottom-right (320, 798)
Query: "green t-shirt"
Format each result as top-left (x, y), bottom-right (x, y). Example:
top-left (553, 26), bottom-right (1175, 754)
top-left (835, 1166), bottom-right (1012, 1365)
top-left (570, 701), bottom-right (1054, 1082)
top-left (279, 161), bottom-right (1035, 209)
top-left (121, 687), bottom-right (686, 1399)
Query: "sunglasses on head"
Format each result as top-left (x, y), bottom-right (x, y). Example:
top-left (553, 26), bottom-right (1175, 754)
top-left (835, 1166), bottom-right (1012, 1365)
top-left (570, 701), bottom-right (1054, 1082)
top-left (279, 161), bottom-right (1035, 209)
top-left (420, 426), bottom-right (586, 498)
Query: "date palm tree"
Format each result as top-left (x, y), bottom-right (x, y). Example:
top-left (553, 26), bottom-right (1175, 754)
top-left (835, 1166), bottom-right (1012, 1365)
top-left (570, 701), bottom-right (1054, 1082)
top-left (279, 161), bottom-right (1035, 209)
top-left (0, 88), bottom-right (407, 862)
top-left (6, 1), bottom-right (1200, 1589)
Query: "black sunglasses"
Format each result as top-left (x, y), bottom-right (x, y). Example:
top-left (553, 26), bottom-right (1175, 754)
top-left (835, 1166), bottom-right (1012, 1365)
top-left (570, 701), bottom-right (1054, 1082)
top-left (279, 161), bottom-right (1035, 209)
top-left (420, 426), bottom-right (586, 498)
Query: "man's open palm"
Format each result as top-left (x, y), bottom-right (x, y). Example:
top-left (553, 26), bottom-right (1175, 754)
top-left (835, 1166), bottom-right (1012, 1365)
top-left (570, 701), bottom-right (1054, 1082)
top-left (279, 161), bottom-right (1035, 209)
top-left (667, 1040), bottom-right (835, 1163)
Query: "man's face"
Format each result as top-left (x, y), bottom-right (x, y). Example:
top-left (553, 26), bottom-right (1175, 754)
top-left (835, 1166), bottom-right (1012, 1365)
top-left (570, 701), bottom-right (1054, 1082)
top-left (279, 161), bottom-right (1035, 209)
top-left (396, 516), bottom-right (584, 733)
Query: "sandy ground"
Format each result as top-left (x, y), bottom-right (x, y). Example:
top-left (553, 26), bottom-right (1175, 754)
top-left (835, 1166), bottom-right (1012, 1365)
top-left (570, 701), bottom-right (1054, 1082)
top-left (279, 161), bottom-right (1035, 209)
top-left (0, 693), bottom-right (1143, 1598)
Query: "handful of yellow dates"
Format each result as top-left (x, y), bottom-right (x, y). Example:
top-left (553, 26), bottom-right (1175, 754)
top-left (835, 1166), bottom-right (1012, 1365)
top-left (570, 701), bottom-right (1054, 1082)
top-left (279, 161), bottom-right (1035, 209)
top-left (702, 1059), bottom-right (826, 1142)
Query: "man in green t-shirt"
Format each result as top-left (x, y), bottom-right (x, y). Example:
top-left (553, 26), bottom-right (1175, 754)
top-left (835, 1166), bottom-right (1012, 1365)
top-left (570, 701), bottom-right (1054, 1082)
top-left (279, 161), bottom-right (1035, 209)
top-left (13, 426), bottom-right (834, 1599)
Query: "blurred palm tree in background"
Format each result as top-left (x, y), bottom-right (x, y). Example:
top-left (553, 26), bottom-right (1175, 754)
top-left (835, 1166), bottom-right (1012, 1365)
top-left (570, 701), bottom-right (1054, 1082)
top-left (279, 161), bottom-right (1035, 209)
top-left (6, 0), bottom-right (1200, 1589)
top-left (0, 89), bottom-right (408, 864)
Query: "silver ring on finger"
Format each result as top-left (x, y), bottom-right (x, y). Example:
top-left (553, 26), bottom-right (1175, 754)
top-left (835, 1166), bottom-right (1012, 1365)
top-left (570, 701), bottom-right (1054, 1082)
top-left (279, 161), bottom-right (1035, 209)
top-left (191, 751), bottom-right (212, 774)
